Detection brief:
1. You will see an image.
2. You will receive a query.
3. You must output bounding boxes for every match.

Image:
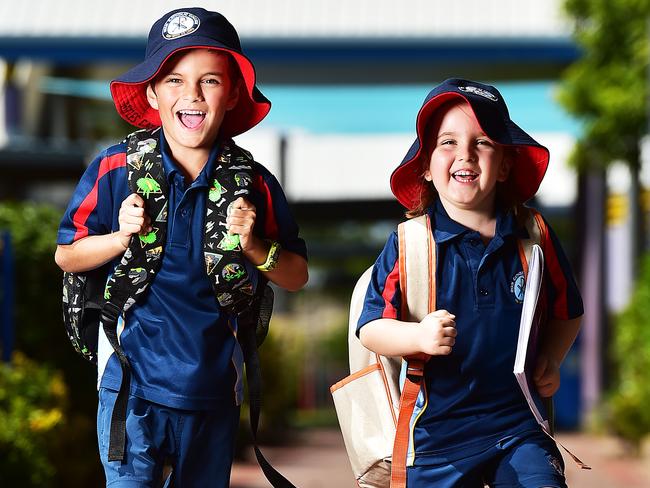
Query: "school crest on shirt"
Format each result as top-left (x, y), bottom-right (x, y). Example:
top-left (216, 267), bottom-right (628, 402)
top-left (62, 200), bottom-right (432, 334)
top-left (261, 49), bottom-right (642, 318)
top-left (510, 271), bottom-right (526, 303)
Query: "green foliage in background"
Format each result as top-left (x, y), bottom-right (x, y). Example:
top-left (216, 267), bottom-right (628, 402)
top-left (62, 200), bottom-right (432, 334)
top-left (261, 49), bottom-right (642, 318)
top-left (0, 202), bottom-right (103, 486)
top-left (559, 0), bottom-right (650, 169)
top-left (607, 255), bottom-right (650, 450)
top-left (0, 202), bottom-right (63, 360)
top-left (0, 353), bottom-right (66, 487)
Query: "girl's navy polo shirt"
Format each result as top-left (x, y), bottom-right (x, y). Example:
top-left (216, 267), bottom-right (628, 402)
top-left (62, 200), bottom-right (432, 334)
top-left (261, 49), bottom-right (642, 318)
top-left (358, 198), bottom-right (583, 464)
top-left (58, 131), bottom-right (307, 410)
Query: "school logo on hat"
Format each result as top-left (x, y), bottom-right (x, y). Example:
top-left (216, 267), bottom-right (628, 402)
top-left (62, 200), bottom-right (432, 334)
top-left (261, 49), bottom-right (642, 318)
top-left (162, 12), bottom-right (201, 39)
top-left (458, 85), bottom-right (498, 102)
top-left (510, 271), bottom-right (525, 303)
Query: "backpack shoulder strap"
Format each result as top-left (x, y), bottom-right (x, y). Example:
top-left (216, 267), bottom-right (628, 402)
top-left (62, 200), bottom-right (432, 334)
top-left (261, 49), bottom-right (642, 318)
top-left (203, 140), bottom-right (258, 314)
top-left (397, 214), bottom-right (436, 322)
top-left (515, 205), bottom-right (548, 278)
top-left (105, 128), bottom-right (168, 310)
top-left (391, 213), bottom-right (436, 488)
top-left (101, 128), bottom-right (168, 462)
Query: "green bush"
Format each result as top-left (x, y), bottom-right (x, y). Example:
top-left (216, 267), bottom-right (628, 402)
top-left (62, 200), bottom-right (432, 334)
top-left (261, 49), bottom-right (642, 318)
top-left (1, 201), bottom-right (104, 486)
top-left (0, 202), bottom-right (64, 361)
top-left (607, 254), bottom-right (650, 451)
top-left (0, 353), bottom-right (67, 487)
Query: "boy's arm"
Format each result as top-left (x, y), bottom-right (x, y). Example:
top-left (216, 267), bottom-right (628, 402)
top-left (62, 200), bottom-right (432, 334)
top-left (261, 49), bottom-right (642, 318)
top-left (55, 233), bottom-right (128, 273)
top-left (533, 316), bottom-right (582, 397)
top-left (359, 310), bottom-right (457, 357)
top-left (242, 234), bottom-right (308, 291)
top-left (228, 192), bottom-right (308, 291)
top-left (55, 193), bottom-right (151, 273)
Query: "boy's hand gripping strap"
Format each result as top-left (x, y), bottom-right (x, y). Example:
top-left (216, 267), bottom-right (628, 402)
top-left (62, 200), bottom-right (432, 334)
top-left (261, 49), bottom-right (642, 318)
top-left (391, 215), bottom-right (435, 488)
top-left (203, 143), bottom-right (257, 315)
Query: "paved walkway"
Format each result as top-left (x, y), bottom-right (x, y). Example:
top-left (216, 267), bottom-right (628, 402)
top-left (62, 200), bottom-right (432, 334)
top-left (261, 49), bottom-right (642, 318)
top-left (231, 428), bottom-right (650, 487)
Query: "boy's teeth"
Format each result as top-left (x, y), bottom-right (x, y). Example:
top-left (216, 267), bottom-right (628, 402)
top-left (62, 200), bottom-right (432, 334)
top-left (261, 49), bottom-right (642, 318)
top-left (178, 110), bottom-right (206, 129)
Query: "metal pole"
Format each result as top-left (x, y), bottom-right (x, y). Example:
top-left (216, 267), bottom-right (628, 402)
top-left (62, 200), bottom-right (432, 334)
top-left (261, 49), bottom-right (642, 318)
top-left (1, 230), bottom-right (14, 362)
top-left (580, 171), bottom-right (605, 418)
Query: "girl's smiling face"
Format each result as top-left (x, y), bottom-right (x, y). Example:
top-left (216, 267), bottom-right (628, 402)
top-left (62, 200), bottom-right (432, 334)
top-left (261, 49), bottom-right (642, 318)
top-left (424, 100), bottom-right (510, 215)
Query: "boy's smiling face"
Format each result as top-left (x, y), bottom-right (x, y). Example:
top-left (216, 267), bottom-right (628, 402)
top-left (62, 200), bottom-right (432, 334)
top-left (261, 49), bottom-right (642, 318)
top-left (146, 49), bottom-right (239, 156)
top-left (424, 100), bottom-right (510, 214)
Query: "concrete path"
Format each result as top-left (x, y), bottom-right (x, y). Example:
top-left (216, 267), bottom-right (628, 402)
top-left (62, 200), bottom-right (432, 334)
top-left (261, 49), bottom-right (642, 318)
top-left (231, 428), bottom-right (650, 487)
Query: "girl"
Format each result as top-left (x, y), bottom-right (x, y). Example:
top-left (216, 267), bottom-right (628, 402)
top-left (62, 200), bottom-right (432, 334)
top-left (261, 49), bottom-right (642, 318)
top-left (358, 79), bottom-right (583, 488)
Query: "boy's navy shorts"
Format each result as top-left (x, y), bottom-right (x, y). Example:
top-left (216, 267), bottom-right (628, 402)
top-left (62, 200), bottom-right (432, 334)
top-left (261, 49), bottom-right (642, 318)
top-left (407, 429), bottom-right (566, 488)
top-left (97, 387), bottom-right (239, 488)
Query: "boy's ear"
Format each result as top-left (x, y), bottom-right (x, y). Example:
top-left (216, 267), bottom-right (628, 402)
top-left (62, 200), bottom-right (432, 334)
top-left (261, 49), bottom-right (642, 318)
top-left (146, 83), bottom-right (159, 110)
top-left (423, 169), bottom-right (433, 182)
top-left (225, 80), bottom-right (241, 111)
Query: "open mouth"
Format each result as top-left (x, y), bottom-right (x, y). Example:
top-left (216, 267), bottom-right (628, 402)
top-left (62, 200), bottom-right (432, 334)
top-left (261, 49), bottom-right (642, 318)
top-left (177, 109), bottom-right (206, 129)
top-left (452, 170), bottom-right (479, 183)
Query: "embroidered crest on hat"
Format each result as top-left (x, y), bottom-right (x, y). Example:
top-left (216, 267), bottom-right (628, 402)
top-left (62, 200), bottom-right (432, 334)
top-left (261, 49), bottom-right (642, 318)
top-left (162, 12), bottom-right (200, 39)
top-left (458, 85), bottom-right (498, 102)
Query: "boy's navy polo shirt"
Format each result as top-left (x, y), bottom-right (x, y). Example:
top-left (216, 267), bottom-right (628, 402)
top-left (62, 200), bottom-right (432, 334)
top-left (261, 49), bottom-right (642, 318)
top-left (58, 131), bottom-right (307, 410)
top-left (358, 198), bottom-right (583, 464)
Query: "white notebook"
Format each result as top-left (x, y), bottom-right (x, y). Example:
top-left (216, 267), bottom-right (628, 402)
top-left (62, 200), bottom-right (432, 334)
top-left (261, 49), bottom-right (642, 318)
top-left (513, 244), bottom-right (550, 433)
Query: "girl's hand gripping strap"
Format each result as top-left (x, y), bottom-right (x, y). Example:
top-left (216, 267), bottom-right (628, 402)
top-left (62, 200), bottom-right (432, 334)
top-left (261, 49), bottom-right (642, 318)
top-left (391, 214), bottom-right (436, 488)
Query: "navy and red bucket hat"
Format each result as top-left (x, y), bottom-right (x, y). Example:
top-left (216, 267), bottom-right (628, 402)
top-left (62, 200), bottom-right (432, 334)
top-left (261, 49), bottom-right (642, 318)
top-left (110, 7), bottom-right (270, 138)
top-left (390, 78), bottom-right (550, 209)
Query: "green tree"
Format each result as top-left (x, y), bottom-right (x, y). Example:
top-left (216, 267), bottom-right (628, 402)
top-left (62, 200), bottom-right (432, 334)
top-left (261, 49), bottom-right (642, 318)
top-left (608, 256), bottom-right (650, 451)
top-left (559, 0), bottom-right (650, 170)
top-left (559, 0), bottom-right (650, 448)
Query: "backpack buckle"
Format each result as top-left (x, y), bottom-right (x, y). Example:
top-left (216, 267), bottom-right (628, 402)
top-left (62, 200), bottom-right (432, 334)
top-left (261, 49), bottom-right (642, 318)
top-left (405, 359), bottom-right (425, 382)
top-left (101, 302), bottom-right (122, 327)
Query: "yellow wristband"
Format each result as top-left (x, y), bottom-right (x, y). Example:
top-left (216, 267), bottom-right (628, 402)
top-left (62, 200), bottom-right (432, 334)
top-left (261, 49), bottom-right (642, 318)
top-left (256, 240), bottom-right (281, 272)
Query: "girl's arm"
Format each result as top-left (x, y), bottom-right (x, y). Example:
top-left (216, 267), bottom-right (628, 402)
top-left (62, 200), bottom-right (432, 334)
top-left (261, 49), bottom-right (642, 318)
top-left (533, 316), bottom-right (582, 397)
top-left (359, 310), bottom-right (457, 357)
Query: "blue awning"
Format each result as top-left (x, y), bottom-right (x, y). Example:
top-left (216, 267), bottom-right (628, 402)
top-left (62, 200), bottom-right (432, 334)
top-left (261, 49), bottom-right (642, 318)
top-left (40, 77), bottom-right (581, 136)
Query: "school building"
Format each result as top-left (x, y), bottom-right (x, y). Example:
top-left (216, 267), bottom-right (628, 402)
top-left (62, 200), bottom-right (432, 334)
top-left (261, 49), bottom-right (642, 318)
top-left (1, 0), bottom-right (619, 428)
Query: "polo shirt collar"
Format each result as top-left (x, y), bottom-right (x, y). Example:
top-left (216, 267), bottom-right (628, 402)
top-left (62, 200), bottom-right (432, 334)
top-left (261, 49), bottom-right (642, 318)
top-left (159, 130), bottom-right (222, 188)
top-left (427, 197), bottom-right (522, 243)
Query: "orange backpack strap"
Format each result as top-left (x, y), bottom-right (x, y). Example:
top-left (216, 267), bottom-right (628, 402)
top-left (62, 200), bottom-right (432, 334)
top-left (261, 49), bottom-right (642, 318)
top-left (515, 205), bottom-right (548, 279)
top-left (392, 215), bottom-right (436, 488)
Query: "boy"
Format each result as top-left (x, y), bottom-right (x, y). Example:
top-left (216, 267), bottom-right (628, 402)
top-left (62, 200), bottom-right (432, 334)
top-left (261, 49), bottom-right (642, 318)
top-left (55, 8), bottom-right (307, 487)
top-left (358, 79), bottom-right (583, 487)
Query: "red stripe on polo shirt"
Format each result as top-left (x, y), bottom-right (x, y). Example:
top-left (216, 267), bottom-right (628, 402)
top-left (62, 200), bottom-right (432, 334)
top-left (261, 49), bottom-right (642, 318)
top-left (544, 232), bottom-right (569, 319)
top-left (72, 153), bottom-right (126, 241)
top-left (254, 174), bottom-right (279, 239)
top-left (381, 259), bottom-right (401, 319)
